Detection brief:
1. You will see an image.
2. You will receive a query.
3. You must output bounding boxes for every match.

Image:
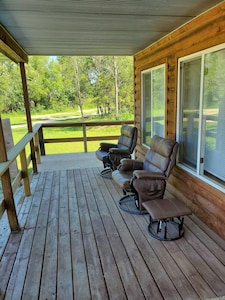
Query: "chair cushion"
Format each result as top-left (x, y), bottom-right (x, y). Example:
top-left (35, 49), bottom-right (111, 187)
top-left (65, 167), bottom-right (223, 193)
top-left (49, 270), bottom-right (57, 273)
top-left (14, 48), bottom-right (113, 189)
top-left (117, 125), bottom-right (137, 152)
top-left (118, 158), bottom-right (143, 172)
top-left (142, 198), bottom-right (192, 220)
top-left (133, 170), bottom-right (166, 180)
top-left (112, 169), bottom-right (134, 190)
top-left (150, 135), bottom-right (175, 157)
top-left (133, 178), bottom-right (166, 204)
top-left (99, 142), bottom-right (118, 152)
top-left (96, 149), bottom-right (109, 164)
top-left (143, 135), bottom-right (177, 173)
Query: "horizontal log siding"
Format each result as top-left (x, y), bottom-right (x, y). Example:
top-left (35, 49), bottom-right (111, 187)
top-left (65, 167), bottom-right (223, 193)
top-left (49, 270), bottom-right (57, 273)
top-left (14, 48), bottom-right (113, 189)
top-left (134, 2), bottom-right (225, 239)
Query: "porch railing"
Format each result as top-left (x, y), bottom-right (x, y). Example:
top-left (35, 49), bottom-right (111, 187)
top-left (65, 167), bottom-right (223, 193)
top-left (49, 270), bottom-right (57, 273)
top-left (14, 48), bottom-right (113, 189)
top-left (0, 123), bottom-right (41, 231)
top-left (39, 120), bottom-right (133, 154)
top-left (0, 120), bottom-right (133, 232)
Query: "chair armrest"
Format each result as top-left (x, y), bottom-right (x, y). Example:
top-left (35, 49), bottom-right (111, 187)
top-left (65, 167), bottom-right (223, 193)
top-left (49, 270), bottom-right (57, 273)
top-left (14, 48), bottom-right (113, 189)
top-left (99, 142), bottom-right (118, 152)
top-left (109, 150), bottom-right (132, 170)
top-left (109, 148), bottom-right (130, 155)
top-left (133, 170), bottom-right (166, 180)
top-left (119, 158), bottom-right (143, 171)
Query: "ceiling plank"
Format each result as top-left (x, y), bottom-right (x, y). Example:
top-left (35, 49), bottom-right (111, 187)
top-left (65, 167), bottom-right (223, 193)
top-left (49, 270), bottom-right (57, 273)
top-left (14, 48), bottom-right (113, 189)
top-left (0, 0), bottom-right (223, 56)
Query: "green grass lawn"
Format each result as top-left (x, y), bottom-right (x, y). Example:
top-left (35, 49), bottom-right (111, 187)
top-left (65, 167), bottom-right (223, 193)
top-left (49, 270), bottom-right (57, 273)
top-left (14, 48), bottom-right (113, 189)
top-left (12, 124), bottom-right (120, 154)
top-left (1, 110), bottom-right (132, 194)
top-left (3, 109), bottom-right (132, 154)
top-left (1, 108), bottom-right (89, 125)
top-left (43, 126), bottom-right (119, 154)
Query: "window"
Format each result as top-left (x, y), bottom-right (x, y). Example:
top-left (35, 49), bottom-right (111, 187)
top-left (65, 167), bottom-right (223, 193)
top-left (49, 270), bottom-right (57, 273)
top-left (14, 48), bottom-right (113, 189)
top-left (142, 65), bottom-right (165, 146)
top-left (178, 45), bottom-right (225, 187)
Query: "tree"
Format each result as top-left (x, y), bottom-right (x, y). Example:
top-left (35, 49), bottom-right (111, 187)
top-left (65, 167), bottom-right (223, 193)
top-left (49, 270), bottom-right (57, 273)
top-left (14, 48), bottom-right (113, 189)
top-left (0, 60), bottom-right (23, 112)
top-left (85, 56), bottom-right (134, 116)
top-left (72, 57), bottom-right (84, 118)
top-left (1, 55), bottom-right (134, 116)
top-left (114, 56), bottom-right (119, 116)
top-left (26, 56), bottom-right (50, 110)
top-left (116, 56), bottom-right (134, 113)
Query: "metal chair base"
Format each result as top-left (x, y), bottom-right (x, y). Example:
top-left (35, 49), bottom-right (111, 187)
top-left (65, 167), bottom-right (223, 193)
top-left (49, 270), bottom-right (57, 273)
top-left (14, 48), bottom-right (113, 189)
top-left (100, 168), bottom-right (112, 178)
top-left (147, 217), bottom-right (185, 241)
top-left (118, 194), bottom-right (148, 215)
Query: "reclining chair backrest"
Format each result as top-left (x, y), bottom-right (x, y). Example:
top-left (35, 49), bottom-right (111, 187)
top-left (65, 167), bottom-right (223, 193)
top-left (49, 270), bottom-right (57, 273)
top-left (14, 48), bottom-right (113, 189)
top-left (143, 135), bottom-right (178, 178)
top-left (117, 124), bottom-right (138, 153)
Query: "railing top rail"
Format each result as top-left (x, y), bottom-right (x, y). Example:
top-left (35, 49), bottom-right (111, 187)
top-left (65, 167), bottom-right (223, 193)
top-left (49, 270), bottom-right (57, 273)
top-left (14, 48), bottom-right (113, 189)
top-left (41, 120), bottom-right (134, 128)
top-left (0, 123), bottom-right (41, 176)
top-left (0, 161), bottom-right (9, 177)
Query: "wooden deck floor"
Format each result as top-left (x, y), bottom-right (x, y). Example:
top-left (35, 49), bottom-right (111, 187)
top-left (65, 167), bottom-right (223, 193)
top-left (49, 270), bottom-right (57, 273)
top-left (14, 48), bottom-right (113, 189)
top-left (0, 166), bottom-right (225, 300)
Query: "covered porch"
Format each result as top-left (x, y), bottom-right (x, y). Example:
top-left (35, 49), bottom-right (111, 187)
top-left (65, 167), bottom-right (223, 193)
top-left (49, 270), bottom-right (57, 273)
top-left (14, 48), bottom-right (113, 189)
top-left (1, 1), bottom-right (225, 299)
top-left (0, 153), bottom-right (225, 299)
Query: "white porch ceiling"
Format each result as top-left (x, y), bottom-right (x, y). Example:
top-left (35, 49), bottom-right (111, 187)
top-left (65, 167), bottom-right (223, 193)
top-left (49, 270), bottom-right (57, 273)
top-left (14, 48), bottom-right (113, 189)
top-left (0, 0), bottom-right (223, 56)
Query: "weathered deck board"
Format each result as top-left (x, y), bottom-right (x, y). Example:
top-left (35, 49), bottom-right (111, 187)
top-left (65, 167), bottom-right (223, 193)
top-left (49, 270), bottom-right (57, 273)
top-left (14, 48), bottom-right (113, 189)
top-left (0, 167), bottom-right (225, 300)
top-left (102, 172), bottom-right (199, 299)
top-left (84, 168), bottom-right (127, 299)
top-left (88, 169), bottom-right (145, 299)
top-left (39, 171), bottom-right (59, 299)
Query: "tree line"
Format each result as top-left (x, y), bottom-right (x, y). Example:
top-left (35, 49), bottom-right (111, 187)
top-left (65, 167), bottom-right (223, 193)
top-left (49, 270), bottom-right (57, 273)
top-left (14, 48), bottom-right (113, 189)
top-left (0, 56), bottom-right (134, 117)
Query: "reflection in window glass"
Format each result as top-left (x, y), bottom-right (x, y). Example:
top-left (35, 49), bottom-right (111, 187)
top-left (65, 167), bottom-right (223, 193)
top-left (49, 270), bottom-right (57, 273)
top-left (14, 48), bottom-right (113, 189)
top-left (152, 68), bottom-right (165, 138)
top-left (203, 49), bottom-right (225, 181)
top-left (142, 73), bottom-right (151, 146)
top-left (142, 65), bottom-right (165, 147)
top-left (179, 46), bottom-right (225, 186)
top-left (179, 58), bottom-right (201, 170)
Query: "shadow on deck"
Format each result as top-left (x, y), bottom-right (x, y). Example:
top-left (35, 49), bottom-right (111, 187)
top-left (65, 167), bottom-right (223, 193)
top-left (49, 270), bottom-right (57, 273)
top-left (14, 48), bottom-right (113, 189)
top-left (0, 155), bottom-right (225, 299)
top-left (37, 152), bottom-right (101, 172)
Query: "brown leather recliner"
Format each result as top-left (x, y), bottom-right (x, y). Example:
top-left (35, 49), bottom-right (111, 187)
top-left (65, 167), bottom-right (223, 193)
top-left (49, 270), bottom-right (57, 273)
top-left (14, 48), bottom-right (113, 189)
top-left (96, 124), bottom-right (138, 177)
top-left (112, 135), bottom-right (179, 213)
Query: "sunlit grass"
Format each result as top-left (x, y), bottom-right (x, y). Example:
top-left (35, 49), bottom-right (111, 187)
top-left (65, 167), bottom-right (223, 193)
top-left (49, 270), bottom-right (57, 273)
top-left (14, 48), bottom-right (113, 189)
top-left (2, 109), bottom-right (83, 125)
top-left (1, 109), bottom-right (133, 197)
top-left (12, 124), bottom-right (120, 154)
top-left (1, 113), bottom-right (27, 126)
top-left (4, 108), bottom-right (133, 156)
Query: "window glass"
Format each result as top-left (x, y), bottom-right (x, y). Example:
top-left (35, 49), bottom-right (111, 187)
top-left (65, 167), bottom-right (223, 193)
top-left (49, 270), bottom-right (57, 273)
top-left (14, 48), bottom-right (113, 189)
top-left (142, 73), bottom-right (151, 146)
top-left (203, 49), bottom-right (225, 181)
top-left (142, 65), bottom-right (165, 147)
top-left (179, 58), bottom-right (201, 170)
top-left (178, 46), bottom-right (225, 187)
top-left (152, 68), bottom-right (165, 138)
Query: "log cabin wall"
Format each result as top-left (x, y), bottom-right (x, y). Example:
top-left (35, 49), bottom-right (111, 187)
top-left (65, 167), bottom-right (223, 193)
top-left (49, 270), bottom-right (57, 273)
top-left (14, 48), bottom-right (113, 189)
top-left (134, 2), bottom-right (225, 239)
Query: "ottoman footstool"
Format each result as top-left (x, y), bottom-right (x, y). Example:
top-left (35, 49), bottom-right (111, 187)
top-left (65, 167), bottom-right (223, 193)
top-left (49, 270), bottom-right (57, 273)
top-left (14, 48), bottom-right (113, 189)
top-left (142, 198), bottom-right (192, 241)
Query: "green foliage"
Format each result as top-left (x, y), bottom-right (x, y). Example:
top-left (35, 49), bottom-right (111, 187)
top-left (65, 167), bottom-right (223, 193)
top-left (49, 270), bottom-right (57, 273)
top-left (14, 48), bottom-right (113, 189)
top-left (0, 61), bottom-right (24, 112)
top-left (10, 111), bottom-right (127, 154)
top-left (204, 49), bottom-right (225, 108)
top-left (0, 55), bottom-right (134, 116)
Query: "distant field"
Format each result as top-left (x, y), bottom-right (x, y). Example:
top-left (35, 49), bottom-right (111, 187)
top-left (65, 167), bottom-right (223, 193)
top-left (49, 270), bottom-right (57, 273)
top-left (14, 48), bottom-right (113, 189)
top-left (2, 109), bottom-right (131, 154)
top-left (12, 122), bottom-right (120, 154)
top-left (37, 125), bottom-right (118, 154)
top-left (1, 108), bottom-right (97, 125)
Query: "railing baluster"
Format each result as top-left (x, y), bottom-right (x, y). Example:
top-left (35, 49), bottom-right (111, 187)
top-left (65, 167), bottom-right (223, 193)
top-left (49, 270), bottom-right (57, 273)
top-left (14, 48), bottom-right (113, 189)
top-left (0, 117), bottom-right (20, 232)
top-left (82, 124), bottom-right (87, 152)
top-left (20, 148), bottom-right (31, 196)
top-left (34, 133), bottom-right (41, 164)
top-left (1, 170), bottom-right (20, 232)
top-left (38, 126), bottom-right (45, 156)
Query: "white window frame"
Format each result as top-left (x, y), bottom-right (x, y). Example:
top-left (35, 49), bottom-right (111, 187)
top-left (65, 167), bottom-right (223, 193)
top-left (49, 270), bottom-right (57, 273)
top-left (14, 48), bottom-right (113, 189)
top-left (177, 43), bottom-right (225, 192)
top-left (141, 64), bottom-right (166, 148)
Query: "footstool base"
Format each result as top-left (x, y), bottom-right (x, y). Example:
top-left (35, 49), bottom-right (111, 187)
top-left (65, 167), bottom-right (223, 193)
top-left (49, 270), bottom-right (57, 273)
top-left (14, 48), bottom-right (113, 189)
top-left (142, 198), bottom-right (192, 241)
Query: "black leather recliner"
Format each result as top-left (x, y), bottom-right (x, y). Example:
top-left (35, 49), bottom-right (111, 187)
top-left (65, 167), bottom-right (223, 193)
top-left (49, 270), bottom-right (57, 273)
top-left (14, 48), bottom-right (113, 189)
top-left (96, 124), bottom-right (138, 177)
top-left (112, 135), bottom-right (179, 213)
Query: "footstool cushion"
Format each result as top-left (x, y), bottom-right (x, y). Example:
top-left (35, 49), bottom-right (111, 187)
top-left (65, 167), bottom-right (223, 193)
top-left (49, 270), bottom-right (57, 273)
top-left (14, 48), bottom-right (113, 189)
top-left (142, 198), bottom-right (192, 241)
